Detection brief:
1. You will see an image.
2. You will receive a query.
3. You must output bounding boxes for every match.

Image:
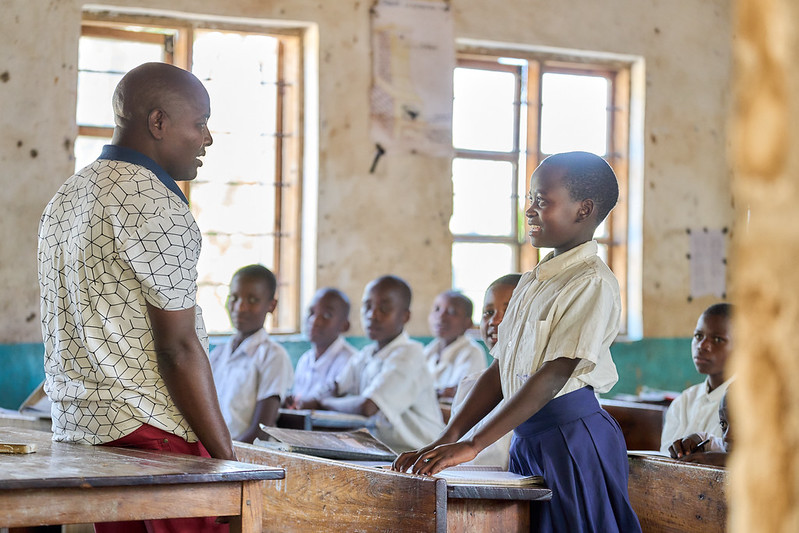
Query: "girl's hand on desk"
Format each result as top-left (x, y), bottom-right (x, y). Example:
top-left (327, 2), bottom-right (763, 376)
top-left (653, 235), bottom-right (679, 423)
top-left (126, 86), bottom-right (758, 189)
top-left (410, 441), bottom-right (479, 476)
top-left (392, 445), bottom-right (435, 473)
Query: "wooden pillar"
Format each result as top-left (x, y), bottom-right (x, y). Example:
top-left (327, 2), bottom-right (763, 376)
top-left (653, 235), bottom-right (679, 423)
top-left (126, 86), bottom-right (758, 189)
top-left (730, 0), bottom-right (799, 531)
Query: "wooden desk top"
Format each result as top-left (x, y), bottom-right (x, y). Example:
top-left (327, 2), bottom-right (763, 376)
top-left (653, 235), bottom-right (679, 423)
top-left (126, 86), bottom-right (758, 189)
top-left (0, 427), bottom-right (284, 490)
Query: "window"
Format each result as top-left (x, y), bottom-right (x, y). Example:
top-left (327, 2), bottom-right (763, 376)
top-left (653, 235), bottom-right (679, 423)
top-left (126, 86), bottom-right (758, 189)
top-left (76, 16), bottom-right (304, 333)
top-left (451, 50), bottom-right (634, 334)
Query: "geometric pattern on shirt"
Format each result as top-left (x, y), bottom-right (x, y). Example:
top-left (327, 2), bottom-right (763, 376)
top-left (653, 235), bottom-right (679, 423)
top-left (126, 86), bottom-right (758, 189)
top-left (37, 159), bottom-right (206, 445)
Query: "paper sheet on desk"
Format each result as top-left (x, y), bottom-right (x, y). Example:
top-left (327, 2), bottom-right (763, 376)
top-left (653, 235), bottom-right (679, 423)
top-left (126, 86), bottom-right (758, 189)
top-left (434, 466), bottom-right (543, 487)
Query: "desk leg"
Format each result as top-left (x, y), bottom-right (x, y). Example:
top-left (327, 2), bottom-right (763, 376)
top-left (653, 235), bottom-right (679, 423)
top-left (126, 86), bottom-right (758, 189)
top-left (228, 481), bottom-right (263, 533)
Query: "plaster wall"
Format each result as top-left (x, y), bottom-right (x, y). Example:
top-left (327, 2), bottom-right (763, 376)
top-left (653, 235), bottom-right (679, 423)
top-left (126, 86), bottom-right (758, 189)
top-left (0, 0), bottom-right (733, 341)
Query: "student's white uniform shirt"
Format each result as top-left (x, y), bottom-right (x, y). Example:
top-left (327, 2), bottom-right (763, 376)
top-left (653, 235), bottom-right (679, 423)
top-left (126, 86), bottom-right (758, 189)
top-left (209, 328), bottom-right (294, 438)
top-left (335, 332), bottom-right (444, 453)
top-left (451, 371), bottom-right (511, 469)
top-left (660, 377), bottom-right (733, 453)
top-left (492, 241), bottom-right (621, 399)
top-left (292, 335), bottom-right (356, 399)
top-left (424, 335), bottom-right (487, 391)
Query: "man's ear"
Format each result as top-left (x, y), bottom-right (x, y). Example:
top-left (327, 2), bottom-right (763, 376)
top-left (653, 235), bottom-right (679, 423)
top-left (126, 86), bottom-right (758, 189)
top-left (148, 108), bottom-right (167, 140)
top-left (576, 199), bottom-right (594, 222)
top-left (267, 298), bottom-right (278, 314)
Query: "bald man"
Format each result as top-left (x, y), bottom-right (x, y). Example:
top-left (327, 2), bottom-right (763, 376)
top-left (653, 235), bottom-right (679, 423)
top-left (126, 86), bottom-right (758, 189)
top-left (38, 63), bottom-right (230, 532)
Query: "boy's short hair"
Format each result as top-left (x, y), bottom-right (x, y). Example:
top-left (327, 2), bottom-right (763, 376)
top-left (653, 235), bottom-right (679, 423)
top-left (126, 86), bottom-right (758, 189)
top-left (488, 274), bottom-right (522, 291)
top-left (703, 302), bottom-right (733, 319)
top-left (233, 264), bottom-right (277, 300)
top-left (540, 151), bottom-right (619, 223)
top-left (373, 275), bottom-right (412, 310)
top-left (440, 290), bottom-right (473, 318)
top-left (317, 287), bottom-right (351, 318)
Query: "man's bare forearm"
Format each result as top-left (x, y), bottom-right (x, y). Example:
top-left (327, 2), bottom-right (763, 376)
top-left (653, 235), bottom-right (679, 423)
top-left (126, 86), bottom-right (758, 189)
top-left (148, 303), bottom-right (235, 460)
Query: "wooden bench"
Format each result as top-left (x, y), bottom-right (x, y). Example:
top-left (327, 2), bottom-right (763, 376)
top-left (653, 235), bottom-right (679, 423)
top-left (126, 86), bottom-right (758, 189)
top-left (627, 454), bottom-right (727, 533)
top-left (233, 442), bottom-right (551, 532)
top-left (600, 399), bottom-right (667, 450)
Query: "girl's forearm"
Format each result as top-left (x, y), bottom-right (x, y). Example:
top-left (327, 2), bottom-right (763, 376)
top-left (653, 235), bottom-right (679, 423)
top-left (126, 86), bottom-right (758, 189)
top-left (440, 361), bottom-right (504, 442)
top-left (469, 357), bottom-right (579, 452)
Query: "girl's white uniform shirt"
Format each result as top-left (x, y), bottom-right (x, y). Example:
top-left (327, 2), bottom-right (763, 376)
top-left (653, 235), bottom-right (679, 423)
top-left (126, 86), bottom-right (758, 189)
top-left (492, 241), bottom-right (621, 399)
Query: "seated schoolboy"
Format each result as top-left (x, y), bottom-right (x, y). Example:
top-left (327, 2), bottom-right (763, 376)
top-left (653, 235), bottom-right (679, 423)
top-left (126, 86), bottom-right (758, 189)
top-left (287, 287), bottom-right (356, 406)
top-left (450, 273), bottom-right (522, 468)
top-left (424, 290), bottom-right (486, 399)
top-left (668, 388), bottom-right (731, 466)
top-left (660, 303), bottom-right (734, 454)
top-left (209, 264), bottom-right (294, 443)
top-left (299, 274), bottom-right (444, 453)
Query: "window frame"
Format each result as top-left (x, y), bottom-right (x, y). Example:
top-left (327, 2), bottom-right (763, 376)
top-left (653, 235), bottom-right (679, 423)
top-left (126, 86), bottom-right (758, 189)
top-left (78, 15), bottom-right (305, 333)
top-left (454, 47), bottom-right (633, 334)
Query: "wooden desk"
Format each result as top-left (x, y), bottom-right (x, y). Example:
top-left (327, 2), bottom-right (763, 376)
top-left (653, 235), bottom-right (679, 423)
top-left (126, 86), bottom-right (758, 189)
top-left (627, 454), bottom-right (727, 533)
top-left (0, 409), bottom-right (52, 432)
top-left (0, 428), bottom-right (284, 532)
top-left (600, 399), bottom-right (667, 450)
top-left (234, 442), bottom-right (551, 532)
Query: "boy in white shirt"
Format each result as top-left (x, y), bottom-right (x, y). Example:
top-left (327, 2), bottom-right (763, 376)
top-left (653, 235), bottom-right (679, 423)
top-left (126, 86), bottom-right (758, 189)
top-left (424, 290), bottom-right (486, 399)
top-left (210, 264), bottom-right (294, 443)
top-left (300, 275), bottom-right (444, 453)
top-left (288, 287), bottom-right (356, 406)
top-left (660, 303), bottom-right (734, 454)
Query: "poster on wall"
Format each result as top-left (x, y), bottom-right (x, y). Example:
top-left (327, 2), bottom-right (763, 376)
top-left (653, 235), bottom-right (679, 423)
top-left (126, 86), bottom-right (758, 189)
top-left (370, 0), bottom-right (454, 157)
top-left (688, 227), bottom-right (727, 299)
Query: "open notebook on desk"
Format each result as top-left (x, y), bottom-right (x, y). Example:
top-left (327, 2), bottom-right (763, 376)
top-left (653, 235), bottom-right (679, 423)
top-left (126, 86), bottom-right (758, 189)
top-left (433, 465), bottom-right (544, 487)
top-left (354, 462), bottom-right (545, 487)
top-left (257, 426), bottom-right (397, 461)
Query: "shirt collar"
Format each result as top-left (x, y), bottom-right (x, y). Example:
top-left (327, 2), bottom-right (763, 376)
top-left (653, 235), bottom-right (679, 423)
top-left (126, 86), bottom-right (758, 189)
top-left (436, 335), bottom-right (470, 363)
top-left (315, 335), bottom-right (347, 362)
top-left (705, 375), bottom-right (735, 396)
top-left (535, 240), bottom-right (598, 281)
top-left (371, 331), bottom-right (410, 359)
top-left (99, 145), bottom-right (189, 206)
top-left (233, 328), bottom-right (269, 356)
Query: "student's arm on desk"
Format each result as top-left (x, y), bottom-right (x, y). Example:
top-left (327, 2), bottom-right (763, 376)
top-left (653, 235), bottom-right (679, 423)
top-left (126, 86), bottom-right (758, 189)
top-left (294, 381), bottom-right (379, 417)
top-left (148, 303), bottom-right (235, 460)
top-left (400, 358), bottom-right (579, 476)
top-left (318, 393), bottom-right (379, 417)
top-left (236, 395), bottom-right (281, 443)
top-left (393, 361), bottom-right (504, 473)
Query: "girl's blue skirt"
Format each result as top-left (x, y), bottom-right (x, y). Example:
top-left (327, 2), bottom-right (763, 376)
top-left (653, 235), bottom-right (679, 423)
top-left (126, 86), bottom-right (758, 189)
top-left (509, 386), bottom-right (642, 533)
